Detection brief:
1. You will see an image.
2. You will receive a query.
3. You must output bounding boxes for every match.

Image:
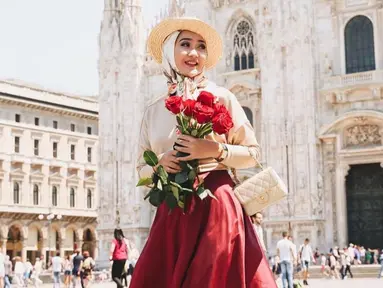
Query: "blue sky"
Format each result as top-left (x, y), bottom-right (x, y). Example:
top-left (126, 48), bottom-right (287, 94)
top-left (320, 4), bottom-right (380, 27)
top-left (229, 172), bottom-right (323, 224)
top-left (0, 0), bottom-right (167, 96)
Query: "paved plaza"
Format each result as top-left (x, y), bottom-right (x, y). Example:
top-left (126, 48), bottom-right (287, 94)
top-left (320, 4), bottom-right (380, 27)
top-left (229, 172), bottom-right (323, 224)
top-left (33, 278), bottom-right (382, 287)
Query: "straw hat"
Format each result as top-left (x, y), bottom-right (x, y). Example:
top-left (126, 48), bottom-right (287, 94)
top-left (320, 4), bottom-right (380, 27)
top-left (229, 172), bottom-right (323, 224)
top-left (147, 17), bottom-right (223, 69)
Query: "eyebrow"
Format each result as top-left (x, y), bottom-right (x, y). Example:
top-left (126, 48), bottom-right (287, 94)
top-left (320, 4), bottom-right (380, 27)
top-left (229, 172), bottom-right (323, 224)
top-left (178, 37), bottom-right (206, 44)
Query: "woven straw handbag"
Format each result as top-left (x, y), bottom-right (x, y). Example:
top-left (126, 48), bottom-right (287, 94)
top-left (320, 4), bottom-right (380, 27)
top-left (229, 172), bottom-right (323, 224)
top-left (233, 147), bottom-right (288, 216)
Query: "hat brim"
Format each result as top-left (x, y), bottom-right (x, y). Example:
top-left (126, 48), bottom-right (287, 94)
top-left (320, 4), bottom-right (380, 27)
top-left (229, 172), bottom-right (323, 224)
top-left (147, 18), bottom-right (223, 70)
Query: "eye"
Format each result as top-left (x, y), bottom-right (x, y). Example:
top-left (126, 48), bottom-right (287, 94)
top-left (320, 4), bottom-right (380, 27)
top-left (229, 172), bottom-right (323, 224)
top-left (180, 41), bottom-right (190, 47)
top-left (198, 43), bottom-right (207, 50)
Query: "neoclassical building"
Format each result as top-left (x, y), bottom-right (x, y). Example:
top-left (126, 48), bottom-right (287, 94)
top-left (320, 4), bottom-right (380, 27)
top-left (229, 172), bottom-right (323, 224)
top-left (98, 0), bottom-right (383, 258)
top-left (0, 79), bottom-right (99, 265)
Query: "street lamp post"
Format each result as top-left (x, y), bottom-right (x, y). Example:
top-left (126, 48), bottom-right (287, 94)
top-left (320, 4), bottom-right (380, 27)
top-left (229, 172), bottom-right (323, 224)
top-left (38, 212), bottom-right (62, 267)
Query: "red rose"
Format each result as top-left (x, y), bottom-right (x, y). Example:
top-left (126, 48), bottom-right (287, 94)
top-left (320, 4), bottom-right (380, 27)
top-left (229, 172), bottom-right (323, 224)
top-left (197, 91), bottom-right (215, 107)
top-left (212, 111), bottom-right (234, 135)
top-left (213, 103), bottom-right (229, 116)
top-left (193, 102), bottom-right (215, 124)
top-left (165, 96), bottom-right (183, 114)
top-left (182, 99), bottom-right (196, 117)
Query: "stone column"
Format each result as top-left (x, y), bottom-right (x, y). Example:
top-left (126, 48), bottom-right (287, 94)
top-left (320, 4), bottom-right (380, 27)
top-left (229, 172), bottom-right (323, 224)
top-left (40, 239), bottom-right (48, 269)
top-left (60, 241), bottom-right (66, 258)
top-left (21, 240), bottom-right (27, 262)
top-left (77, 240), bottom-right (84, 253)
top-left (336, 163), bottom-right (350, 248)
top-left (1, 238), bottom-right (7, 255)
top-left (321, 136), bottom-right (337, 248)
top-left (93, 241), bottom-right (99, 260)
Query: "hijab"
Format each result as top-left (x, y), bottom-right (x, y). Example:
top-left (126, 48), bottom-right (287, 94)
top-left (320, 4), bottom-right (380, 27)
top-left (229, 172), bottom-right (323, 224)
top-left (161, 31), bottom-right (209, 100)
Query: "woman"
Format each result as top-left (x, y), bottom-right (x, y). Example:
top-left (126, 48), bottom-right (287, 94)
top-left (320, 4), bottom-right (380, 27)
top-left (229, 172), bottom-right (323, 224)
top-left (130, 17), bottom-right (276, 288)
top-left (110, 229), bottom-right (128, 288)
top-left (81, 251), bottom-right (95, 288)
top-left (63, 255), bottom-right (72, 288)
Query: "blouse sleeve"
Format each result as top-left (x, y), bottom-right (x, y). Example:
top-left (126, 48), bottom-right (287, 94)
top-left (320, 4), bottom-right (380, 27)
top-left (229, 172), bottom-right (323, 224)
top-left (136, 108), bottom-right (155, 179)
top-left (136, 107), bottom-right (165, 179)
top-left (219, 90), bottom-right (261, 169)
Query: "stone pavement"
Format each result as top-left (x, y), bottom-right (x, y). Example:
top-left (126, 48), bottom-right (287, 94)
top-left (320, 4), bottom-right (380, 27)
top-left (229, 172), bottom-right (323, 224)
top-left (33, 277), bottom-right (382, 287)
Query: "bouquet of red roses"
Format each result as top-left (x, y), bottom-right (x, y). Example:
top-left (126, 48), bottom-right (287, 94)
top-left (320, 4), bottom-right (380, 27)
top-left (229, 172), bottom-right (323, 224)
top-left (137, 90), bottom-right (234, 211)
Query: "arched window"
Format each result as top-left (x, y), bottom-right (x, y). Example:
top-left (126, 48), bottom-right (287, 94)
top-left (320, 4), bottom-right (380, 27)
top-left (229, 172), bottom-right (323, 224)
top-left (87, 189), bottom-right (92, 209)
top-left (233, 20), bottom-right (256, 71)
top-left (242, 107), bottom-right (253, 126)
top-left (33, 184), bottom-right (39, 205)
top-left (13, 182), bottom-right (20, 204)
top-left (52, 186), bottom-right (58, 207)
top-left (70, 188), bottom-right (75, 208)
top-left (345, 15), bottom-right (375, 74)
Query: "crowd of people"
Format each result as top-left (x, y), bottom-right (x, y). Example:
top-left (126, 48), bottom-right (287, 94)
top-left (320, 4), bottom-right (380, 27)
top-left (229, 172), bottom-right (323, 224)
top-left (0, 249), bottom-right (99, 288)
top-left (251, 212), bottom-right (383, 288)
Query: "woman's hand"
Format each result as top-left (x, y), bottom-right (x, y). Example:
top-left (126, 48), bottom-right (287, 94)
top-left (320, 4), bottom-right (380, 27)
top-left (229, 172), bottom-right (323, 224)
top-left (156, 150), bottom-right (182, 173)
top-left (174, 135), bottom-right (221, 161)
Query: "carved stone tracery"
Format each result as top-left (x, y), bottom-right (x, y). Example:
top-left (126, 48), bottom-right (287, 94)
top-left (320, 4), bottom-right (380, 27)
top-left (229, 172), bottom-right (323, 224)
top-left (345, 124), bottom-right (381, 148)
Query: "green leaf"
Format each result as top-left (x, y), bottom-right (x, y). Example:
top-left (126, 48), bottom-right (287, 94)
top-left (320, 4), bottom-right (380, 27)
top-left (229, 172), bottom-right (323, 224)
top-left (170, 181), bottom-right (183, 190)
top-left (188, 170), bottom-right (196, 181)
top-left (171, 185), bottom-right (180, 200)
top-left (197, 188), bottom-right (208, 200)
top-left (144, 187), bottom-right (155, 200)
top-left (182, 188), bottom-right (193, 194)
top-left (157, 166), bottom-right (168, 184)
top-left (188, 159), bottom-right (199, 168)
top-left (136, 177), bottom-right (153, 187)
top-left (159, 188), bottom-right (166, 202)
top-left (152, 173), bottom-right (159, 185)
top-left (165, 194), bottom-right (178, 210)
top-left (176, 115), bottom-right (183, 126)
top-left (143, 150), bottom-right (159, 166)
top-left (200, 127), bottom-right (213, 138)
top-left (148, 188), bottom-right (163, 207)
top-left (178, 200), bottom-right (184, 209)
top-left (175, 171), bottom-right (188, 184)
top-left (179, 161), bottom-right (188, 171)
top-left (191, 129), bottom-right (198, 137)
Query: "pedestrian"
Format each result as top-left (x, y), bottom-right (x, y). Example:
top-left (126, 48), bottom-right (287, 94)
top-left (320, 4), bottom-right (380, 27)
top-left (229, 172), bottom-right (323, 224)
top-left (298, 238), bottom-right (315, 286)
top-left (377, 250), bottom-right (383, 278)
top-left (110, 228), bottom-right (128, 288)
top-left (81, 251), bottom-right (95, 288)
top-left (51, 252), bottom-right (63, 288)
top-left (32, 257), bottom-right (43, 287)
top-left (72, 249), bottom-right (84, 288)
top-left (14, 257), bottom-right (25, 288)
top-left (0, 251), bottom-right (5, 288)
top-left (277, 232), bottom-right (296, 288)
top-left (63, 255), bottom-right (72, 288)
top-left (4, 255), bottom-right (12, 288)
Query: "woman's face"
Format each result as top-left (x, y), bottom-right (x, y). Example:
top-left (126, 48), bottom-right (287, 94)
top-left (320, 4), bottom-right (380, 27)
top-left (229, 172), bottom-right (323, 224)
top-left (174, 30), bottom-right (207, 78)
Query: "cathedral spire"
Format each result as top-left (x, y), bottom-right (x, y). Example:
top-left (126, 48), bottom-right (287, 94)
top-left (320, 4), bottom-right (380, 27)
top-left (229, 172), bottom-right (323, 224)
top-left (168, 0), bottom-right (184, 18)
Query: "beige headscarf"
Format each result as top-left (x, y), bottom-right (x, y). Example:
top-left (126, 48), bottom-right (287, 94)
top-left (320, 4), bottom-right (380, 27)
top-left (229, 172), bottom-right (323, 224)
top-left (161, 31), bottom-right (208, 100)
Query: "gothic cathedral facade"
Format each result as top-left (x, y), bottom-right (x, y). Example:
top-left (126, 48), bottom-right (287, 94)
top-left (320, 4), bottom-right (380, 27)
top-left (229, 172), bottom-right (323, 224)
top-left (98, 0), bottom-right (383, 259)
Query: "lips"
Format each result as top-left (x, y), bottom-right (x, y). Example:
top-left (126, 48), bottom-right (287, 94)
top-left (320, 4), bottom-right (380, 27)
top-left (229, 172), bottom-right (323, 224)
top-left (185, 60), bottom-right (198, 67)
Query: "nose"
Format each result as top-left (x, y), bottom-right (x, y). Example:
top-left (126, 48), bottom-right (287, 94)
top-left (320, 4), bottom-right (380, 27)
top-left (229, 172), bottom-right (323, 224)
top-left (188, 48), bottom-right (198, 57)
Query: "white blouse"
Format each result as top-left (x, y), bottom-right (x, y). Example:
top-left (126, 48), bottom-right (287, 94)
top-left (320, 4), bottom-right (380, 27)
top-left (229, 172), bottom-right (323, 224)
top-left (137, 81), bottom-right (260, 179)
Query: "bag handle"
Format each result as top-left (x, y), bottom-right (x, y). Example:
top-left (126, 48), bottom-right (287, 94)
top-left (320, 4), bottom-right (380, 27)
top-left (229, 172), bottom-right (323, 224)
top-left (231, 146), bottom-right (263, 185)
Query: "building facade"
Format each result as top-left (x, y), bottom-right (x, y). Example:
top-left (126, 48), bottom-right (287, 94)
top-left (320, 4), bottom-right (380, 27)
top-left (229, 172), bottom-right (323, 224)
top-left (98, 0), bottom-right (383, 256)
top-left (0, 80), bottom-right (99, 265)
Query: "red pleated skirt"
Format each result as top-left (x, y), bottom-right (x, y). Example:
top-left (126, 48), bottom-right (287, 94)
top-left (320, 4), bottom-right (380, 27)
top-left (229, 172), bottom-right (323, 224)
top-left (130, 170), bottom-right (277, 288)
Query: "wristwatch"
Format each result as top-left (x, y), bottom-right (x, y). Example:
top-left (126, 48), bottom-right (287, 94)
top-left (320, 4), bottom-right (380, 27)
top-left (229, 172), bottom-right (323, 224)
top-left (215, 143), bottom-right (228, 162)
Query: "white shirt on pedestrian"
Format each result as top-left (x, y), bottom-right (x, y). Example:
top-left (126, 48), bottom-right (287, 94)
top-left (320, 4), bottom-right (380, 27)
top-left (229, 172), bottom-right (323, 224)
top-left (277, 238), bottom-right (295, 262)
top-left (300, 244), bottom-right (313, 262)
top-left (51, 256), bottom-right (62, 272)
top-left (253, 224), bottom-right (266, 252)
